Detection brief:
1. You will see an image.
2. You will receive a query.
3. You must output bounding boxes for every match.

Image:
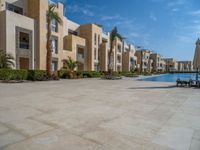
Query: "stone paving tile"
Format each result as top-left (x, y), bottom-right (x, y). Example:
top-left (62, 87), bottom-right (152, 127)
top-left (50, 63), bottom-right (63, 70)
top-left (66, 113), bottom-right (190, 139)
top-left (100, 116), bottom-right (162, 141)
top-left (0, 106), bottom-right (41, 123)
top-left (0, 131), bottom-right (25, 148)
top-left (2, 129), bottom-right (99, 150)
top-left (189, 139), bottom-right (200, 150)
top-left (0, 123), bottom-right (9, 134)
top-left (193, 130), bottom-right (200, 141)
top-left (167, 113), bottom-right (200, 130)
top-left (5, 119), bottom-right (54, 137)
top-left (152, 126), bottom-right (194, 150)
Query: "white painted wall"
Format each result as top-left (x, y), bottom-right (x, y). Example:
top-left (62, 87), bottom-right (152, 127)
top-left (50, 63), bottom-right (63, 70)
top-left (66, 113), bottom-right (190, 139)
top-left (5, 10), bottom-right (35, 68)
top-left (0, 0), bottom-right (27, 14)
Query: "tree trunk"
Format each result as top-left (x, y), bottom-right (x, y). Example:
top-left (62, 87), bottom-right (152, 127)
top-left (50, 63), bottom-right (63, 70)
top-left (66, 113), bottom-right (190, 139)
top-left (108, 41), bottom-right (114, 75)
top-left (140, 51), bottom-right (143, 74)
top-left (46, 17), bottom-right (52, 76)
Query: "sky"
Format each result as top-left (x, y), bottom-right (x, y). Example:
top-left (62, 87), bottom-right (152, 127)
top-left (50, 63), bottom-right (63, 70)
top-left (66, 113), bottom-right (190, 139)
top-left (53, 0), bottom-right (200, 61)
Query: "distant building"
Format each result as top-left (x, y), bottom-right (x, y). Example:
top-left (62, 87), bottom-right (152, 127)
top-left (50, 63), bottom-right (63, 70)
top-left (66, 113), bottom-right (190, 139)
top-left (163, 58), bottom-right (178, 72)
top-left (135, 49), bottom-right (153, 72)
top-left (178, 61), bottom-right (193, 71)
top-left (150, 53), bottom-right (166, 72)
top-left (122, 42), bottom-right (137, 72)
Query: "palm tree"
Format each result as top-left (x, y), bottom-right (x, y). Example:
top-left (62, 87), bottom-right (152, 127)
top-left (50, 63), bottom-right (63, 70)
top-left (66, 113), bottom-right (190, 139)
top-left (46, 4), bottom-right (62, 76)
top-left (0, 50), bottom-right (14, 69)
top-left (108, 27), bottom-right (123, 75)
top-left (63, 57), bottom-right (78, 78)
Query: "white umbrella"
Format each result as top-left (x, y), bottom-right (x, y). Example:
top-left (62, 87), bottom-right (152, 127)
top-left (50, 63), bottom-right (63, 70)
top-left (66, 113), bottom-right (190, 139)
top-left (193, 39), bottom-right (200, 80)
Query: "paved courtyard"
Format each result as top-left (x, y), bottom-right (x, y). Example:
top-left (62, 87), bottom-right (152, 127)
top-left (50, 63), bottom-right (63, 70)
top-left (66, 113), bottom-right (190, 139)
top-left (0, 79), bottom-right (200, 150)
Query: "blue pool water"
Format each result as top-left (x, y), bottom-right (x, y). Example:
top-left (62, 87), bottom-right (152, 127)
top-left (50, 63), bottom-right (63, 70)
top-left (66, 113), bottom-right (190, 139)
top-left (141, 73), bottom-right (197, 82)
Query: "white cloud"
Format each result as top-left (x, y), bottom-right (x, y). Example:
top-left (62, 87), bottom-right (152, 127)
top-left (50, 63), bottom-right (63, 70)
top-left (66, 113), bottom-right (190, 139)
top-left (67, 4), bottom-right (94, 17)
top-left (172, 8), bottom-right (179, 12)
top-left (150, 13), bottom-right (157, 21)
top-left (189, 10), bottom-right (200, 16)
top-left (167, 0), bottom-right (186, 7)
top-left (100, 15), bottom-right (121, 21)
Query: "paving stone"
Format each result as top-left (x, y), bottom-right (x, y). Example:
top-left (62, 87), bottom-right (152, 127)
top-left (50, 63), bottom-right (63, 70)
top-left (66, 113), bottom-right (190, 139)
top-left (0, 124), bottom-right (9, 134)
top-left (6, 119), bottom-right (54, 137)
top-left (3, 129), bottom-right (99, 150)
top-left (189, 139), bottom-right (200, 150)
top-left (0, 131), bottom-right (25, 148)
top-left (153, 126), bottom-right (193, 150)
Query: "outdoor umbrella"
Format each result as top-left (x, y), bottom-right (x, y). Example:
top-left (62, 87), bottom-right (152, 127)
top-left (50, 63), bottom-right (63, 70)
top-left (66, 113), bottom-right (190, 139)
top-left (193, 39), bottom-right (200, 80)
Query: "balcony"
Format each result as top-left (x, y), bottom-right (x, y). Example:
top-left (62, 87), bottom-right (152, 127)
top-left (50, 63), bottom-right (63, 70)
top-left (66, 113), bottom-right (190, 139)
top-left (77, 54), bottom-right (84, 63)
top-left (19, 42), bottom-right (29, 49)
top-left (102, 32), bottom-right (108, 41)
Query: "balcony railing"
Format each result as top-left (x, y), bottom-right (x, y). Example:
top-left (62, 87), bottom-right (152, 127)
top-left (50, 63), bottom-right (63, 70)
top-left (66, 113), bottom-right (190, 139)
top-left (77, 54), bottom-right (84, 63)
top-left (19, 42), bottom-right (29, 49)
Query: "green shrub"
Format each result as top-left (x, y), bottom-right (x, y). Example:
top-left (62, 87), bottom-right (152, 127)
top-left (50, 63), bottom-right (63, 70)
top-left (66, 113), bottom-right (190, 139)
top-left (120, 71), bottom-right (139, 77)
top-left (27, 70), bottom-right (48, 81)
top-left (0, 69), bottom-right (28, 80)
top-left (83, 71), bottom-right (102, 78)
top-left (58, 69), bottom-right (69, 78)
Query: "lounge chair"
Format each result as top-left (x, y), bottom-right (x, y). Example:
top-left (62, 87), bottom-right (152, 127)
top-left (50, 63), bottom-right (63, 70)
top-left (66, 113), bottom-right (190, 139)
top-left (185, 80), bottom-right (200, 88)
top-left (176, 79), bottom-right (192, 87)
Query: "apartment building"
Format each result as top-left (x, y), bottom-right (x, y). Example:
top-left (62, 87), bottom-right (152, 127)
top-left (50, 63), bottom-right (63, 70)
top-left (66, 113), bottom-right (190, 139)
top-left (0, 0), bottom-right (106, 71)
top-left (178, 61), bottom-right (193, 71)
top-left (122, 42), bottom-right (137, 72)
top-left (0, 0), bottom-right (35, 69)
top-left (163, 58), bottom-right (178, 72)
top-left (135, 49), bottom-right (153, 72)
top-left (150, 53), bottom-right (166, 72)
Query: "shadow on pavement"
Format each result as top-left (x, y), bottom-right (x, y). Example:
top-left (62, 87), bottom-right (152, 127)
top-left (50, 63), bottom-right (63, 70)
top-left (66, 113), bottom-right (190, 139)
top-left (128, 85), bottom-right (177, 90)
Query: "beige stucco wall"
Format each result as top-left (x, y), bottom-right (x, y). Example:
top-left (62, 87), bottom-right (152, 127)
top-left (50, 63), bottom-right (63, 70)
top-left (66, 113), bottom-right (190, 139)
top-left (79, 24), bottom-right (102, 71)
top-left (135, 50), bottom-right (152, 72)
top-left (114, 38), bottom-right (123, 71)
top-left (27, 0), bottom-right (65, 70)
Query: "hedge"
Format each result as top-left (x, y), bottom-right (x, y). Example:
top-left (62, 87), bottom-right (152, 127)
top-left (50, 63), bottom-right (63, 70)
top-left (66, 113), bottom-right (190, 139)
top-left (82, 71), bottom-right (102, 78)
top-left (58, 70), bottom-right (102, 79)
top-left (0, 69), bottom-right (28, 80)
top-left (0, 69), bottom-right (48, 81)
top-left (27, 70), bottom-right (48, 81)
top-left (119, 71), bottom-right (139, 77)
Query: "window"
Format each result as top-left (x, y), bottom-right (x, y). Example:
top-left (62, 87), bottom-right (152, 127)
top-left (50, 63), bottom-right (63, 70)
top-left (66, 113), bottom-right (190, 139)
top-left (94, 63), bottom-right (99, 71)
top-left (94, 48), bottom-right (97, 60)
top-left (51, 37), bottom-right (58, 54)
top-left (130, 58), bottom-right (135, 65)
top-left (118, 45), bottom-right (121, 53)
top-left (117, 56), bottom-right (121, 63)
top-left (117, 66), bottom-right (121, 71)
top-left (68, 29), bottom-right (78, 36)
top-left (6, 3), bottom-right (23, 15)
top-left (52, 61), bottom-right (58, 71)
top-left (94, 33), bottom-right (97, 45)
top-left (19, 32), bottom-right (29, 49)
top-left (51, 19), bottom-right (58, 32)
top-left (98, 35), bottom-right (100, 46)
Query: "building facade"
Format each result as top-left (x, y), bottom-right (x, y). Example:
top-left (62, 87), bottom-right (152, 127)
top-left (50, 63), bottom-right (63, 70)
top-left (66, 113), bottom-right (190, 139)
top-left (163, 58), bottom-right (178, 72)
top-left (122, 42), bottom-right (137, 72)
top-left (150, 53), bottom-right (166, 72)
top-left (135, 49), bottom-right (153, 72)
top-left (178, 61), bottom-right (193, 71)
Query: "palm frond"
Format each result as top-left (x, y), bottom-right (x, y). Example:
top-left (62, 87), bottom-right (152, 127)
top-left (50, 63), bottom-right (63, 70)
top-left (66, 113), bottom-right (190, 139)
top-left (0, 50), bottom-right (14, 69)
top-left (110, 26), bottom-right (123, 42)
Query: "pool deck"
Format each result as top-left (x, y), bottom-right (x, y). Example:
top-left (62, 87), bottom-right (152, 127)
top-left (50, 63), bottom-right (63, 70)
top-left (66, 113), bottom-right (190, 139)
top-left (0, 79), bottom-right (200, 150)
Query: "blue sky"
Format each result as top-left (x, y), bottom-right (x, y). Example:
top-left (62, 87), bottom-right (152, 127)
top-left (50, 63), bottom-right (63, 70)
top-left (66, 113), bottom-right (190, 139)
top-left (53, 0), bottom-right (200, 60)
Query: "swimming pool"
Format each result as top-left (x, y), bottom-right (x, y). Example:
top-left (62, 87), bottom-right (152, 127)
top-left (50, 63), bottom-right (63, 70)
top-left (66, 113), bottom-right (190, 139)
top-left (140, 73), bottom-right (197, 82)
